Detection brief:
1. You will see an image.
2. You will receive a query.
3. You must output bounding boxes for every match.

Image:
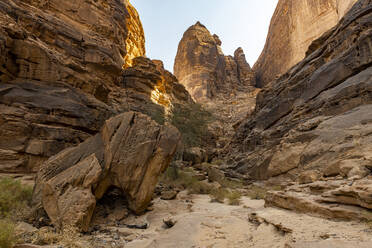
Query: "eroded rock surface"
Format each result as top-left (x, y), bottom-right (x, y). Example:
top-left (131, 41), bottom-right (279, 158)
top-left (174, 22), bottom-right (255, 103)
top-left (0, 1), bottom-right (192, 173)
top-left (33, 112), bottom-right (180, 231)
top-left (254, 0), bottom-right (357, 87)
top-left (226, 0), bottom-right (372, 219)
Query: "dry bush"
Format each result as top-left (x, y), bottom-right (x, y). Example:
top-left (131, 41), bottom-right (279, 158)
top-left (245, 185), bottom-right (282, 200)
top-left (227, 191), bottom-right (242, 206)
top-left (0, 219), bottom-right (17, 248)
top-left (210, 188), bottom-right (242, 205)
top-left (33, 226), bottom-right (89, 248)
top-left (0, 177), bottom-right (33, 218)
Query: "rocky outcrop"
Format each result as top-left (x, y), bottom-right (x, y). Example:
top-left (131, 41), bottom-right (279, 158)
top-left (174, 22), bottom-right (255, 103)
top-left (225, 0), bottom-right (372, 218)
top-left (265, 178), bottom-right (372, 221)
top-left (0, 1), bottom-right (192, 173)
top-left (253, 0), bottom-right (357, 87)
top-left (33, 112), bottom-right (180, 231)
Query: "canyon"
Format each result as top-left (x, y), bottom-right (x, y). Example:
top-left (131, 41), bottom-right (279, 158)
top-left (0, 0), bottom-right (371, 247)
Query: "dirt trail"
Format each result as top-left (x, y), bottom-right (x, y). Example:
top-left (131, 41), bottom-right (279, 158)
top-left (120, 192), bottom-right (372, 248)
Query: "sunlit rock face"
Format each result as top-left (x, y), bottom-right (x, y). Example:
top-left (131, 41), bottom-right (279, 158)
top-left (174, 22), bottom-right (255, 103)
top-left (253, 0), bottom-right (357, 87)
top-left (0, 0), bottom-right (190, 173)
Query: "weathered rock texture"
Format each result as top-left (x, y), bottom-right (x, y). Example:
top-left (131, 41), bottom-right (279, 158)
top-left (226, 0), bottom-right (372, 220)
top-left (254, 0), bottom-right (357, 87)
top-left (33, 112), bottom-right (180, 231)
top-left (174, 22), bottom-right (255, 103)
top-left (0, 0), bottom-right (192, 173)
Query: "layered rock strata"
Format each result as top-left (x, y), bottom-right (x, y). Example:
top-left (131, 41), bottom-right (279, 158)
top-left (0, 0), bottom-right (192, 173)
top-left (33, 112), bottom-right (180, 232)
top-left (174, 22), bottom-right (255, 103)
top-left (226, 0), bottom-right (372, 219)
top-left (254, 0), bottom-right (357, 87)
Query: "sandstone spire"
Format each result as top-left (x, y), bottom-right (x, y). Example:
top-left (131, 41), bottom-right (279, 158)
top-left (174, 22), bottom-right (255, 102)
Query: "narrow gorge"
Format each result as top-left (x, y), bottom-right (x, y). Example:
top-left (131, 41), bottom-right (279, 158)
top-left (0, 0), bottom-right (371, 247)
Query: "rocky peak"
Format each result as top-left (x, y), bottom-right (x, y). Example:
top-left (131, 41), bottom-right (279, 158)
top-left (174, 22), bottom-right (255, 103)
top-left (253, 0), bottom-right (357, 87)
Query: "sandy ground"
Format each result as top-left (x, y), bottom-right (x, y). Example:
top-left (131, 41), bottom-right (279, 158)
top-left (114, 192), bottom-right (372, 248)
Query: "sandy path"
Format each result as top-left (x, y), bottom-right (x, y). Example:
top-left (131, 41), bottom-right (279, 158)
top-left (122, 192), bottom-right (372, 248)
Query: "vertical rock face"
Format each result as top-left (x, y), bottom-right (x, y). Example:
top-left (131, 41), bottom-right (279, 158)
top-left (227, 0), bottom-right (372, 181)
top-left (225, 0), bottom-right (372, 221)
top-left (253, 0), bottom-right (357, 87)
top-left (0, 0), bottom-right (192, 173)
top-left (174, 22), bottom-right (255, 103)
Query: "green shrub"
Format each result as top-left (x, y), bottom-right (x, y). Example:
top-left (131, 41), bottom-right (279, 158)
top-left (161, 167), bottom-right (213, 195)
top-left (0, 219), bottom-right (16, 248)
top-left (0, 177), bottom-right (33, 218)
top-left (147, 107), bottom-right (165, 125)
top-left (170, 103), bottom-right (213, 148)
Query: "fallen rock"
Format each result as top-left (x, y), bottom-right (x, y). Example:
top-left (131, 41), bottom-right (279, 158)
top-left (163, 217), bottom-right (177, 228)
top-left (15, 222), bottom-right (38, 236)
top-left (298, 171), bottom-right (320, 184)
top-left (183, 147), bottom-right (207, 165)
top-left (33, 112), bottom-right (180, 231)
top-left (161, 190), bottom-right (179, 200)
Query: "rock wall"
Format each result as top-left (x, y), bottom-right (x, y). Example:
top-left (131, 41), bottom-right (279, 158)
top-left (253, 0), bottom-right (357, 87)
top-left (225, 0), bottom-right (372, 221)
top-left (227, 0), bottom-right (372, 181)
top-left (174, 22), bottom-right (255, 103)
top-left (0, 0), bottom-right (192, 173)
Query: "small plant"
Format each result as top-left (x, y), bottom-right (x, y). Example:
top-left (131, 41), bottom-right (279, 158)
top-left (227, 191), bottom-right (242, 206)
top-left (210, 188), bottom-right (242, 205)
top-left (33, 226), bottom-right (87, 248)
top-left (245, 185), bottom-right (282, 200)
top-left (0, 177), bottom-right (33, 218)
top-left (0, 219), bottom-right (17, 248)
top-left (210, 188), bottom-right (229, 203)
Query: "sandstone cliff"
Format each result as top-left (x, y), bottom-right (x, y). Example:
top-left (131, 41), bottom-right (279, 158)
top-left (254, 0), bottom-right (357, 87)
top-left (226, 0), bottom-right (372, 220)
top-left (174, 22), bottom-right (255, 103)
top-left (0, 0), bottom-right (192, 173)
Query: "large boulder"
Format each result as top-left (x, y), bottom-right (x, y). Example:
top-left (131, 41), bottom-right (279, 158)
top-left (33, 112), bottom-right (180, 231)
top-left (253, 0), bottom-right (357, 87)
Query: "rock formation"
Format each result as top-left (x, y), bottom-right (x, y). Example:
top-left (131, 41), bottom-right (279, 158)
top-left (253, 0), bottom-right (357, 87)
top-left (33, 112), bottom-right (180, 231)
top-left (0, 0), bottom-right (192, 173)
top-left (174, 22), bottom-right (255, 103)
top-left (226, 0), bottom-right (372, 220)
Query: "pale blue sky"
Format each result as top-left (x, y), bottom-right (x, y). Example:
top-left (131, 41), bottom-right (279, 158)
top-left (131, 1), bottom-right (278, 72)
